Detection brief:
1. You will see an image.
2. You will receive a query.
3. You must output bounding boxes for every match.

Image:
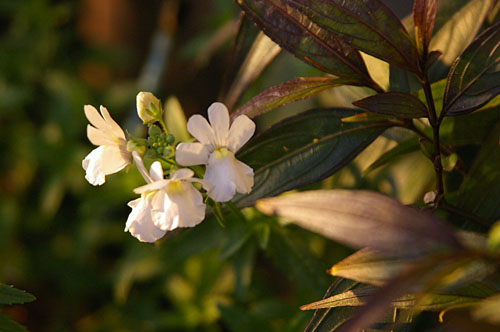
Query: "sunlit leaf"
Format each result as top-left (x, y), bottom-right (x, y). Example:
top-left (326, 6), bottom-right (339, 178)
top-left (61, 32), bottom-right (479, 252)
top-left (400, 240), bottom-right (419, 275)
top-left (224, 31), bottom-right (281, 110)
top-left (443, 21), bottom-right (500, 116)
top-left (353, 92), bottom-right (428, 118)
top-left (256, 190), bottom-right (462, 257)
top-left (235, 0), bottom-right (379, 88)
top-left (232, 77), bottom-right (352, 119)
top-left (413, 0), bottom-right (437, 56)
top-left (285, 0), bottom-right (420, 73)
top-left (164, 96), bottom-right (190, 143)
top-left (428, 0), bottom-right (493, 81)
top-left (472, 293), bottom-right (500, 324)
top-left (0, 284), bottom-right (35, 305)
top-left (364, 137), bottom-right (419, 174)
top-left (234, 109), bottom-right (390, 207)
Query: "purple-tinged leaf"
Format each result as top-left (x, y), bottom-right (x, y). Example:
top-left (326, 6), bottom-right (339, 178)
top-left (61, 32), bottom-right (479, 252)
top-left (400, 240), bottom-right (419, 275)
top-left (256, 190), bottom-right (462, 257)
top-left (353, 92), bottom-right (428, 118)
top-left (234, 110), bottom-right (390, 207)
top-left (235, 0), bottom-right (380, 89)
top-left (285, 0), bottom-right (420, 74)
top-left (443, 21), bottom-right (500, 116)
top-left (232, 76), bottom-right (352, 119)
top-left (413, 0), bottom-right (438, 56)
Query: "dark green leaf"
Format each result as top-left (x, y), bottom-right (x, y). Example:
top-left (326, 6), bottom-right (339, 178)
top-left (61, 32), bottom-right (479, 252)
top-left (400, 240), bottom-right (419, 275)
top-left (219, 304), bottom-right (273, 332)
top-left (353, 92), bottom-right (428, 118)
top-left (413, 0), bottom-right (437, 56)
top-left (0, 314), bottom-right (28, 332)
top-left (235, 0), bottom-right (377, 87)
top-left (443, 21), bottom-right (500, 116)
top-left (256, 190), bottom-right (462, 257)
top-left (232, 77), bottom-right (353, 119)
top-left (234, 109), bottom-right (390, 207)
top-left (285, 0), bottom-right (419, 73)
top-left (0, 284), bottom-right (35, 305)
top-left (455, 121), bottom-right (500, 224)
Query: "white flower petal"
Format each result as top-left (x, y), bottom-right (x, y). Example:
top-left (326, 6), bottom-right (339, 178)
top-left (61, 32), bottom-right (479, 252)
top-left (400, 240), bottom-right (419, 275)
top-left (125, 197), bottom-right (166, 243)
top-left (149, 161), bottom-right (164, 182)
top-left (100, 106), bottom-right (126, 140)
top-left (132, 151), bottom-right (151, 183)
top-left (204, 154), bottom-right (237, 202)
top-left (171, 168), bottom-right (194, 181)
top-left (84, 105), bottom-right (108, 131)
top-left (232, 159), bottom-right (254, 194)
top-left (227, 115), bottom-right (256, 153)
top-left (176, 142), bottom-right (210, 166)
top-left (208, 102), bottom-right (230, 147)
top-left (87, 125), bottom-right (116, 146)
top-left (187, 177), bottom-right (213, 192)
top-left (187, 114), bottom-right (215, 147)
top-left (101, 145), bottom-right (130, 175)
top-left (134, 179), bottom-right (170, 194)
top-left (152, 191), bottom-right (180, 231)
top-left (82, 146), bottom-right (106, 186)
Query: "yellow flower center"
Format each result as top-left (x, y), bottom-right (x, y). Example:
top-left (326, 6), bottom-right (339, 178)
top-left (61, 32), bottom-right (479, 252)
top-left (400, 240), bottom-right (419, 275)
top-left (167, 180), bottom-right (184, 194)
top-left (213, 147), bottom-right (230, 160)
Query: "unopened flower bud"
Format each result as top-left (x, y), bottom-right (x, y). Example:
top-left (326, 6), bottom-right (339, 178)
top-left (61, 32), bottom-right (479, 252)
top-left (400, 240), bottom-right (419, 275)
top-left (148, 124), bottom-right (162, 137)
top-left (136, 92), bottom-right (161, 124)
top-left (127, 138), bottom-right (147, 156)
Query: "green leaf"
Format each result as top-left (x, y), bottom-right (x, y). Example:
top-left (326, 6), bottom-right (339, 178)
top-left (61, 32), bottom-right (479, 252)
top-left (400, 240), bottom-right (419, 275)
top-left (232, 77), bottom-right (353, 119)
top-left (235, 0), bottom-right (377, 88)
top-left (0, 314), bottom-right (28, 332)
top-left (428, 0), bottom-right (493, 81)
top-left (455, 120), bottom-right (500, 224)
top-left (364, 137), bottom-right (420, 174)
top-left (234, 109), bottom-right (390, 207)
top-left (286, 0), bottom-right (420, 73)
top-left (353, 92), bottom-right (428, 118)
top-left (413, 0), bottom-right (438, 56)
top-left (443, 21), bottom-right (500, 116)
top-left (219, 304), bottom-right (274, 332)
top-left (0, 284), bottom-right (35, 305)
top-left (256, 189), bottom-right (462, 257)
top-left (487, 221), bottom-right (500, 252)
top-left (164, 96), bottom-right (190, 143)
top-left (224, 31), bottom-right (281, 110)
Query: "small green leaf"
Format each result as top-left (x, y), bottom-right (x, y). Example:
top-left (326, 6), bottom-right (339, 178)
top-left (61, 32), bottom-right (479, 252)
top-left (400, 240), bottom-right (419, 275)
top-left (256, 190), bottom-right (462, 257)
top-left (353, 92), bottom-right (428, 118)
top-left (0, 314), bottom-right (28, 332)
top-left (443, 21), bottom-right (500, 116)
top-left (234, 109), bottom-right (390, 207)
top-left (235, 0), bottom-right (377, 87)
top-left (0, 284), bottom-right (35, 305)
top-left (164, 96), bottom-right (190, 143)
top-left (487, 221), bottom-right (500, 252)
top-left (233, 77), bottom-right (353, 119)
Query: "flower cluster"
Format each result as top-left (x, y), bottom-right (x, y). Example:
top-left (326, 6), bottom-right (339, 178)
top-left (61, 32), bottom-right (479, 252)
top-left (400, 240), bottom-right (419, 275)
top-left (82, 92), bottom-right (255, 242)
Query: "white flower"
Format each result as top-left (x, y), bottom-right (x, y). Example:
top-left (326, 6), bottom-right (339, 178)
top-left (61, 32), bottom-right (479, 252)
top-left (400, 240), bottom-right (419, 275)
top-left (125, 152), bottom-right (209, 242)
top-left (82, 105), bottom-right (131, 186)
top-left (176, 102), bottom-right (255, 202)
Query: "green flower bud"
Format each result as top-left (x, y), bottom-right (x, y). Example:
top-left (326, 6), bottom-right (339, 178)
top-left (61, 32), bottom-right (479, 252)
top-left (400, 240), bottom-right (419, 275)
top-left (148, 125), bottom-right (162, 137)
top-left (136, 91), bottom-right (161, 124)
top-left (126, 138), bottom-right (147, 156)
top-left (166, 134), bottom-right (175, 144)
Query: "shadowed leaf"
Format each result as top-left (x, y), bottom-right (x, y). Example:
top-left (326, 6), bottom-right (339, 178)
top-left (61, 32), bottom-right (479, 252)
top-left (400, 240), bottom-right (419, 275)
top-left (443, 21), bottom-right (500, 116)
top-left (234, 109), bottom-right (390, 207)
top-left (232, 77), bottom-right (352, 119)
top-left (413, 0), bottom-right (437, 56)
top-left (0, 284), bottom-right (35, 305)
top-left (256, 190), bottom-right (462, 257)
top-left (0, 314), bottom-right (28, 332)
top-left (235, 0), bottom-right (378, 88)
top-left (285, 0), bottom-right (420, 73)
top-left (353, 92), bottom-right (428, 118)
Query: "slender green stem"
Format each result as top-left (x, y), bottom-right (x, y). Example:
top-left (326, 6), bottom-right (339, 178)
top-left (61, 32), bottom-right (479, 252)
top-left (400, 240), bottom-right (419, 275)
top-left (158, 118), bottom-right (169, 135)
top-left (420, 73), bottom-right (444, 201)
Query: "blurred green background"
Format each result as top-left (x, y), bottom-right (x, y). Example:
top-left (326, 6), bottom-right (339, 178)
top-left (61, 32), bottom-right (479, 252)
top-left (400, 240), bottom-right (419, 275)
top-left (0, 0), bottom-right (417, 331)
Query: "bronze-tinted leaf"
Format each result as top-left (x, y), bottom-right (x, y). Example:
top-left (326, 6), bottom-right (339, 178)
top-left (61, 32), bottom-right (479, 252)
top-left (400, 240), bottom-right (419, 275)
top-left (353, 92), bottom-right (428, 118)
top-left (413, 0), bottom-right (438, 56)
